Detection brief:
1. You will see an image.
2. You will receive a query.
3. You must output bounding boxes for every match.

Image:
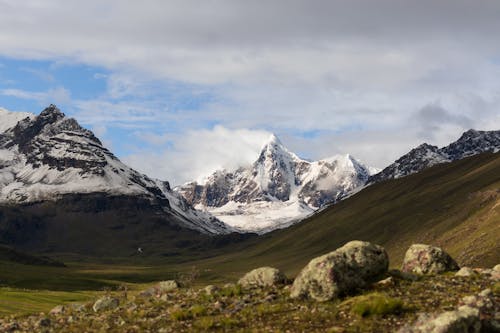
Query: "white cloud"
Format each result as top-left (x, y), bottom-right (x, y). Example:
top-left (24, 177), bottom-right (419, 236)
top-left (0, 1), bottom-right (499, 183)
top-left (1, 87), bottom-right (71, 105)
top-left (123, 125), bottom-right (271, 185)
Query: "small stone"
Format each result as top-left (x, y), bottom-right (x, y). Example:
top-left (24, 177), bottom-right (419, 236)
top-left (455, 267), bottom-right (475, 277)
top-left (460, 289), bottom-right (494, 313)
top-left (71, 303), bottom-right (86, 312)
top-left (213, 301), bottom-right (224, 310)
top-left (49, 305), bottom-right (66, 315)
top-left (37, 318), bottom-right (51, 327)
top-left (92, 296), bottom-right (120, 312)
top-left (375, 276), bottom-right (394, 287)
top-left (157, 280), bottom-right (179, 293)
top-left (203, 285), bottom-right (219, 295)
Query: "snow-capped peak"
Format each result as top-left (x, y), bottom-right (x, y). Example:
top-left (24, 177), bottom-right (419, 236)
top-left (176, 135), bottom-right (375, 233)
top-left (0, 105), bottom-right (232, 235)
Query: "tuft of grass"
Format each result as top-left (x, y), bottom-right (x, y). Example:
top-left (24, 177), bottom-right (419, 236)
top-left (194, 317), bottom-right (216, 330)
top-left (190, 304), bottom-right (208, 317)
top-left (492, 282), bottom-right (500, 294)
top-left (218, 316), bottom-right (240, 329)
top-left (219, 284), bottom-right (243, 297)
top-left (348, 292), bottom-right (405, 317)
top-left (170, 308), bottom-right (193, 321)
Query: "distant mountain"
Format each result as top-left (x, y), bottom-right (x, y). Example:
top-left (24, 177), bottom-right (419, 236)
top-left (368, 129), bottom-right (500, 184)
top-left (176, 134), bottom-right (376, 233)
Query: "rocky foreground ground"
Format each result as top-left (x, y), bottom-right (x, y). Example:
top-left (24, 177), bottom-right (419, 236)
top-left (0, 242), bottom-right (499, 333)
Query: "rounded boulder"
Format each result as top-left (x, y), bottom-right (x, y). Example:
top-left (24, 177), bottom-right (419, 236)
top-left (238, 267), bottom-right (286, 289)
top-left (401, 244), bottom-right (459, 275)
top-left (290, 240), bottom-right (389, 302)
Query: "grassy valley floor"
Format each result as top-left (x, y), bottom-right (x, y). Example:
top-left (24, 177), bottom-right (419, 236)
top-left (0, 270), bottom-right (498, 332)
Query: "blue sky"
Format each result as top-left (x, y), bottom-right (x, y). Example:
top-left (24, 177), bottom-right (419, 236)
top-left (1, 1), bottom-right (499, 185)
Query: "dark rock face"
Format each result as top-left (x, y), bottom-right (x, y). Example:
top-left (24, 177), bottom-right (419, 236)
top-left (441, 129), bottom-right (500, 160)
top-left (369, 130), bottom-right (500, 184)
top-left (1, 105), bottom-right (111, 176)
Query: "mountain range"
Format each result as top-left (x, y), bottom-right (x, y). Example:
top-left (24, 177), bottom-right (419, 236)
top-left (368, 129), bottom-right (500, 184)
top-left (0, 105), bottom-right (499, 256)
top-left (175, 134), bottom-right (377, 233)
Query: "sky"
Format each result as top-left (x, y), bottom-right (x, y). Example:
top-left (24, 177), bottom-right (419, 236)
top-left (0, 0), bottom-right (499, 185)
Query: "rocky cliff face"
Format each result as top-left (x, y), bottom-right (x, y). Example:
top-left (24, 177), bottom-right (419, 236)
top-left (176, 135), bottom-right (375, 233)
top-left (368, 129), bottom-right (500, 184)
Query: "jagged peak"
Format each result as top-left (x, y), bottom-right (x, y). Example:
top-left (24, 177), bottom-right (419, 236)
top-left (414, 143), bottom-right (439, 151)
top-left (260, 133), bottom-right (285, 151)
top-left (39, 104), bottom-right (65, 122)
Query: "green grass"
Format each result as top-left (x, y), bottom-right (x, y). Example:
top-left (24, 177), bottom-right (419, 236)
top-left (348, 292), bottom-right (405, 317)
top-left (0, 288), bottom-right (95, 316)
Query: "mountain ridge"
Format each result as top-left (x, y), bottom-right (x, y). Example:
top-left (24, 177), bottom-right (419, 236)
top-left (368, 129), bottom-right (500, 184)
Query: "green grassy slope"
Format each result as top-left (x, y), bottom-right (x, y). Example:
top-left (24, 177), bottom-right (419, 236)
top-left (185, 152), bottom-right (500, 278)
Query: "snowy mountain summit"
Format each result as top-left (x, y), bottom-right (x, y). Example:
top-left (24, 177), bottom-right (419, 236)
top-left (368, 129), bottom-right (500, 184)
top-left (0, 105), bottom-right (231, 234)
top-left (176, 134), bottom-right (376, 233)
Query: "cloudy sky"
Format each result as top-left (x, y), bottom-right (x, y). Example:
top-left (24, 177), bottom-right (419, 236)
top-left (0, 0), bottom-right (499, 185)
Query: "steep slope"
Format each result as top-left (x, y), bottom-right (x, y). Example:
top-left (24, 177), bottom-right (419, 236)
top-left (177, 134), bottom-right (375, 233)
top-left (369, 129), bottom-right (500, 184)
top-left (184, 152), bottom-right (500, 278)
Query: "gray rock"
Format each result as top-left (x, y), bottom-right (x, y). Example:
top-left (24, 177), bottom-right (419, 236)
top-left (37, 318), bottom-right (51, 328)
top-left (455, 267), bottom-right (475, 277)
top-left (401, 244), bottom-right (459, 275)
top-left (157, 280), bottom-right (179, 293)
top-left (460, 289), bottom-right (494, 314)
top-left (92, 296), bottom-right (119, 312)
top-left (203, 285), bottom-right (219, 295)
top-left (238, 267), bottom-right (286, 289)
top-left (389, 269), bottom-right (420, 281)
top-left (49, 305), bottom-right (66, 315)
top-left (398, 306), bottom-right (481, 333)
top-left (290, 240), bottom-right (389, 301)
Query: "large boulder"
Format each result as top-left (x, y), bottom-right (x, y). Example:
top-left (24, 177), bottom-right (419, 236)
top-left (290, 241), bottom-right (389, 302)
top-left (238, 267), bottom-right (286, 289)
top-left (401, 244), bottom-right (459, 275)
